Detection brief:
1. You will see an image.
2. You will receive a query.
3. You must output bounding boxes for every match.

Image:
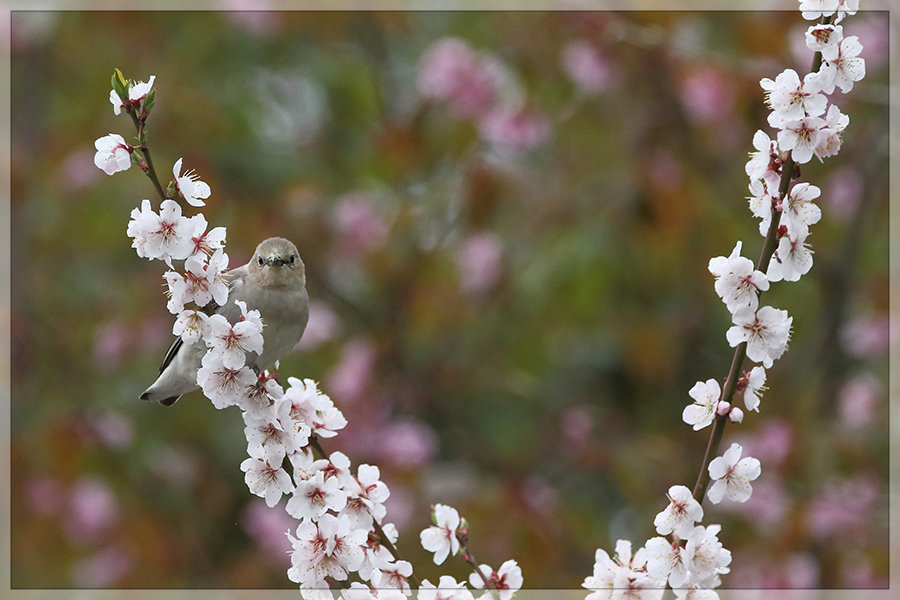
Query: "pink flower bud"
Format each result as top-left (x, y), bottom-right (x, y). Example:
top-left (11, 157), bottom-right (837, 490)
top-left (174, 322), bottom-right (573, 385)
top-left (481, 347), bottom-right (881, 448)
top-left (729, 407), bottom-right (745, 423)
top-left (716, 401), bottom-right (732, 416)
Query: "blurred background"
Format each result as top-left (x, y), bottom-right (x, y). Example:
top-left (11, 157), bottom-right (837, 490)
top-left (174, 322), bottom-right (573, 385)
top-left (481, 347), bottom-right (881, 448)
top-left (9, 8), bottom-right (892, 590)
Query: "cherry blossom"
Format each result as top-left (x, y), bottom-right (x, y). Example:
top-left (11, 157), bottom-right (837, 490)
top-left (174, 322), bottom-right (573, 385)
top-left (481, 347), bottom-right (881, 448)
top-left (781, 181), bottom-right (822, 235)
top-left (286, 469), bottom-right (348, 521)
top-left (583, 541), bottom-right (663, 600)
top-left (644, 536), bottom-right (688, 588)
top-left (815, 104), bottom-right (850, 161)
top-left (819, 35), bottom-right (866, 94)
top-left (744, 129), bottom-right (782, 191)
top-left (244, 398), bottom-right (307, 464)
top-left (196, 350), bottom-right (257, 409)
top-left (240, 442), bottom-right (294, 508)
top-left (126, 199), bottom-right (194, 264)
top-left (681, 524), bottom-right (732, 588)
top-left (707, 443), bottom-right (761, 504)
top-left (708, 241), bottom-right (770, 313)
top-left (799, 0), bottom-right (840, 21)
top-left (726, 306), bottom-right (792, 368)
top-left (419, 503), bottom-right (461, 565)
top-left (342, 464), bottom-right (390, 529)
top-left (468, 559), bottom-right (523, 600)
top-left (186, 214), bottom-right (227, 256)
top-left (767, 230), bottom-right (814, 283)
top-left (417, 37), bottom-right (498, 118)
top-left (283, 377), bottom-right (348, 438)
top-left (683, 379), bottom-right (722, 431)
top-left (172, 309), bottom-right (210, 344)
top-left (654, 485), bottom-right (704, 538)
top-left (206, 307), bottom-right (265, 369)
top-left (737, 366), bottom-right (767, 412)
top-left (747, 178), bottom-right (779, 237)
top-left (172, 157), bottom-right (211, 207)
top-left (805, 23), bottom-right (843, 53)
top-left (777, 115), bottom-right (826, 164)
top-left (163, 251), bottom-right (229, 314)
top-left (418, 576), bottom-right (475, 600)
top-left (371, 560), bottom-right (414, 595)
top-left (93, 133), bottom-right (132, 175)
top-left (110, 74), bottom-right (155, 115)
top-left (286, 513), bottom-right (367, 588)
top-left (760, 68), bottom-right (826, 127)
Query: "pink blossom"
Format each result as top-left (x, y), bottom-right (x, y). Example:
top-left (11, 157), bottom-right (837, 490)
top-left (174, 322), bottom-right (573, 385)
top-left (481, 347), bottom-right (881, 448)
top-left (64, 477), bottom-right (119, 544)
top-left (327, 337), bottom-right (376, 406)
top-left (561, 40), bottom-right (617, 94)
top-left (377, 420), bottom-right (437, 468)
top-left (680, 68), bottom-right (736, 125)
top-left (823, 166), bottom-right (863, 221)
top-left (25, 477), bottom-right (65, 516)
top-left (455, 232), bottom-right (503, 295)
top-left (295, 300), bottom-right (340, 350)
top-left (71, 544), bottom-right (132, 587)
top-left (841, 313), bottom-right (893, 357)
top-left (478, 107), bottom-right (551, 151)
top-left (838, 372), bottom-right (882, 428)
top-left (334, 193), bottom-right (389, 256)
top-left (806, 475), bottom-right (879, 539)
top-left (93, 320), bottom-right (130, 370)
top-left (418, 37), bottom-right (497, 117)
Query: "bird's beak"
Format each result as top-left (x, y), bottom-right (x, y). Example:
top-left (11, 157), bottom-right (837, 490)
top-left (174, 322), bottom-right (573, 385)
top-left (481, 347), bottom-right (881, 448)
top-left (266, 256), bottom-right (288, 267)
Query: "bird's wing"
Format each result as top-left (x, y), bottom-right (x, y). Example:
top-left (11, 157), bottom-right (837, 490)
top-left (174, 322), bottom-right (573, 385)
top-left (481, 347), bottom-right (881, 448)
top-left (156, 264), bottom-right (248, 373)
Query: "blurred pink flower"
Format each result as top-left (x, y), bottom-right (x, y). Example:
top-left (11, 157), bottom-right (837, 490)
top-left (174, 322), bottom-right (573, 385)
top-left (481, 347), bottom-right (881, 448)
top-left (561, 40), bottom-right (617, 94)
top-left (64, 477), bottom-right (119, 545)
top-left (334, 193), bottom-right (389, 256)
top-left (560, 405), bottom-right (593, 448)
top-left (296, 300), bottom-right (341, 350)
top-left (730, 551), bottom-right (820, 589)
top-left (716, 476), bottom-right (788, 534)
top-left (841, 313), bottom-right (893, 358)
top-left (61, 148), bottom-right (100, 191)
top-left (91, 410), bottom-right (135, 449)
top-left (806, 475), bottom-right (879, 539)
top-left (71, 544), bottom-right (132, 587)
top-left (327, 338), bottom-right (376, 406)
top-left (521, 475), bottom-right (559, 516)
top-left (377, 420), bottom-right (437, 468)
top-left (824, 166), bottom-right (863, 221)
top-left (25, 477), bottom-right (65, 516)
top-left (455, 232), bottom-right (503, 296)
top-left (93, 320), bottom-right (130, 371)
top-left (679, 68), bottom-right (736, 125)
top-left (478, 107), bottom-right (551, 151)
top-left (240, 499), bottom-right (296, 558)
top-left (418, 37), bottom-right (497, 118)
top-left (838, 372), bottom-right (882, 428)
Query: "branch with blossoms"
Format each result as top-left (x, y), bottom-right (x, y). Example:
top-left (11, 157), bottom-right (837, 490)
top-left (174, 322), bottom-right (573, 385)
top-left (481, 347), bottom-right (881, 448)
top-left (95, 71), bottom-right (523, 600)
top-left (94, 2), bottom-right (866, 598)
top-left (582, 2), bottom-right (865, 599)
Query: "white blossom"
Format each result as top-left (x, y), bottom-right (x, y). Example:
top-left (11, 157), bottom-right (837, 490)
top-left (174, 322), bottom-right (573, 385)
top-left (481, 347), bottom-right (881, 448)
top-left (172, 309), bottom-right (210, 344)
top-left (173, 157), bottom-right (212, 207)
top-left (286, 468), bottom-right (348, 521)
top-left (681, 524), bottom-right (732, 588)
top-left (781, 182), bottom-right (822, 235)
top-left (708, 241), bottom-right (770, 313)
top-left (239, 442), bottom-right (293, 508)
top-left (760, 68), bottom-right (826, 127)
top-left (707, 443), bottom-right (761, 504)
top-left (468, 560), bottom-right (523, 600)
top-left (805, 23), bottom-right (843, 53)
top-left (196, 349), bottom-right (256, 409)
top-left (726, 306), bottom-right (792, 368)
top-left (420, 503), bottom-right (461, 565)
top-left (683, 379), bottom-right (721, 431)
top-left (767, 231), bottom-right (814, 283)
top-left (819, 35), bottom-right (865, 94)
top-left (654, 485), bottom-right (704, 538)
top-left (287, 513), bottom-right (367, 588)
top-left (777, 115), bottom-right (826, 164)
top-left (418, 576), bottom-right (475, 600)
top-left (93, 133), bottom-right (132, 175)
top-left (739, 366), bottom-right (767, 412)
top-left (126, 199), bottom-right (194, 265)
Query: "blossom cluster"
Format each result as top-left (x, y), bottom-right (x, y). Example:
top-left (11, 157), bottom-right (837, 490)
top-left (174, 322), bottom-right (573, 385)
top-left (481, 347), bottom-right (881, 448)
top-left (417, 37), bottom-right (551, 152)
top-left (584, 3), bottom-right (865, 598)
top-left (101, 72), bottom-right (524, 599)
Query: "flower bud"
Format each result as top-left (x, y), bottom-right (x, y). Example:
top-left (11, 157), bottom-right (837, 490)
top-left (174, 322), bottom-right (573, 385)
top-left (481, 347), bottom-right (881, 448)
top-left (729, 407), bottom-right (744, 423)
top-left (716, 401), bottom-right (731, 416)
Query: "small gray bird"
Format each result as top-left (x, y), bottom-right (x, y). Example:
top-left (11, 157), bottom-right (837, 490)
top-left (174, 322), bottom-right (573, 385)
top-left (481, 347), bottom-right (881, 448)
top-left (140, 237), bottom-right (309, 406)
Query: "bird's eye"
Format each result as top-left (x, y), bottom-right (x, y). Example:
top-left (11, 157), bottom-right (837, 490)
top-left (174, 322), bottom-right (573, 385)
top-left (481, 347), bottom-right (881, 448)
top-left (290, 254), bottom-right (295, 265)
top-left (257, 256), bottom-right (265, 266)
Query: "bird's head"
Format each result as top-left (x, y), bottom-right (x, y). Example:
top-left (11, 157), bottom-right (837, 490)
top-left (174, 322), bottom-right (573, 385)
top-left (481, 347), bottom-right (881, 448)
top-left (249, 237), bottom-right (306, 288)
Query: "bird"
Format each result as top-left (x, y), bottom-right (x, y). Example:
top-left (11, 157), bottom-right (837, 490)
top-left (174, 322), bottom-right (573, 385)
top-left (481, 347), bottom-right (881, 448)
top-left (140, 237), bottom-right (309, 406)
